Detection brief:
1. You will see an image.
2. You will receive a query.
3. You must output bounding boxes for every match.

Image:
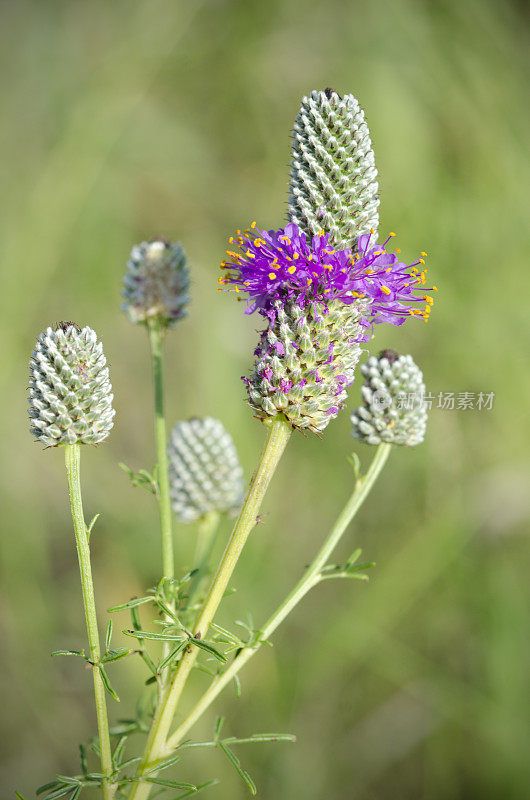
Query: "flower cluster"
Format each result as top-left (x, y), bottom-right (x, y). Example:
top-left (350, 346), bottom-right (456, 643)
top-left (351, 350), bottom-right (428, 446)
top-left (220, 222), bottom-right (435, 340)
top-left (168, 417), bottom-right (244, 523)
top-left (29, 323), bottom-right (115, 447)
top-left (121, 238), bottom-right (190, 328)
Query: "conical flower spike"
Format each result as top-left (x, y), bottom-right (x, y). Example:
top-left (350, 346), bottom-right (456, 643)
top-left (121, 238), bottom-right (190, 327)
top-left (351, 349), bottom-right (427, 446)
top-left (168, 417), bottom-right (244, 523)
top-left (247, 299), bottom-right (365, 433)
top-left (29, 322), bottom-right (115, 447)
top-left (288, 88), bottom-right (379, 248)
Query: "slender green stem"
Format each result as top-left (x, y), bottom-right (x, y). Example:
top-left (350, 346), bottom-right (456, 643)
top-left (148, 318), bottom-right (174, 584)
top-left (185, 511), bottom-right (221, 619)
top-left (148, 319), bottom-right (175, 684)
top-left (127, 415), bottom-right (292, 800)
top-left (64, 444), bottom-right (114, 800)
top-left (164, 442), bottom-right (391, 754)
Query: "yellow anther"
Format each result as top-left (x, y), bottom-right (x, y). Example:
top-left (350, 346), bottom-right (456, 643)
top-left (389, 231), bottom-right (396, 237)
top-left (370, 227), bottom-right (375, 234)
top-left (381, 285), bottom-right (391, 295)
top-left (251, 220), bottom-right (257, 228)
top-left (293, 252), bottom-right (299, 259)
top-left (432, 285), bottom-right (438, 291)
top-left (288, 266), bottom-right (296, 274)
top-left (268, 273), bottom-right (277, 280)
top-left (365, 269), bottom-right (374, 275)
top-left (246, 251), bottom-right (255, 259)
top-left (229, 237), bottom-right (234, 244)
top-left (374, 251), bottom-right (382, 256)
top-left (395, 248), bottom-right (401, 254)
top-left (419, 258), bottom-right (425, 265)
top-left (424, 295), bottom-right (434, 305)
top-left (235, 286), bottom-right (239, 292)
top-left (420, 251), bottom-right (427, 257)
top-left (319, 229), bottom-right (325, 236)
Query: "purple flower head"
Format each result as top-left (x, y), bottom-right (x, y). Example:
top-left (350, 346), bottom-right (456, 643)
top-left (219, 222), bottom-right (435, 339)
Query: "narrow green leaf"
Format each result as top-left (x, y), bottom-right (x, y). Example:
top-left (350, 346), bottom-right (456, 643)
top-left (105, 619), bottom-right (113, 650)
top-left (218, 741), bottom-right (256, 795)
top-left (50, 649), bottom-right (86, 658)
top-left (101, 647), bottom-right (133, 664)
top-left (214, 716), bottom-right (225, 740)
top-left (190, 638), bottom-right (227, 663)
top-left (99, 665), bottom-right (120, 702)
top-left (139, 650), bottom-right (158, 675)
top-left (41, 787), bottom-right (76, 800)
top-left (111, 735), bottom-right (127, 768)
top-left (110, 720), bottom-right (139, 736)
top-left (108, 596), bottom-right (152, 613)
top-left (345, 548), bottom-right (362, 568)
top-left (143, 777), bottom-right (196, 789)
top-left (36, 781), bottom-right (60, 795)
top-left (158, 640), bottom-right (188, 671)
top-left (347, 452), bottom-right (361, 480)
top-left (79, 743), bottom-right (88, 776)
top-left (233, 674), bottom-right (242, 698)
top-left (170, 781), bottom-right (218, 800)
top-left (227, 733), bottom-right (296, 745)
top-left (123, 629), bottom-right (185, 642)
top-left (86, 513), bottom-right (100, 541)
top-left (15, 793), bottom-right (29, 800)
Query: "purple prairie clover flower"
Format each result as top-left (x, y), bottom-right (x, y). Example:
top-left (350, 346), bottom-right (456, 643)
top-left (219, 222), bottom-right (435, 340)
top-left (221, 221), bottom-right (435, 434)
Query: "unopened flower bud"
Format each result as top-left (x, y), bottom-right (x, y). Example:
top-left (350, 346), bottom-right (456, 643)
top-left (29, 323), bottom-right (115, 447)
top-left (121, 238), bottom-right (190, 327)
top-left (168, 417), bottom-right (244, 522)
top-left (350, 350), bottom-right (427, 446)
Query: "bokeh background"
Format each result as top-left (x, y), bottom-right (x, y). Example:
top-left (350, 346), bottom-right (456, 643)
top-left (1, 0), bottom-right (529, 797)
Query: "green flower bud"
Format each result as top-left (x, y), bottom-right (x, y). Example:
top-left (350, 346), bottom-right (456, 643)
top-left (168, 417), bottom-right (244, 523)
top-left (246, 299), bottom-right (366, 434)
top-left (288, 88), bottom-right (379, 249)
top-left (29, 323), bottom-right (115, 447)
top-left (121, 238), bottom-right (190, 327)
top-left (351, 350), bottom-right (427, 446)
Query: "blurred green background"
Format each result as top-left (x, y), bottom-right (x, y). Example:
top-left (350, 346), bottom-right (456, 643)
top-left (1, 0), bottom-right (529, 797)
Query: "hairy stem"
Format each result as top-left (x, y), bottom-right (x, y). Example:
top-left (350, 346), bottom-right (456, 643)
top-left (164, 442), bottom-right (391, 753)
top-left (127, 415), bottom-right (292, 799)
top-left (148, 318), bottom-right (174, 584)
top-left (147, 318), bottom-right (174, 682)
top-left (64, 444), bottom-right (114, 800)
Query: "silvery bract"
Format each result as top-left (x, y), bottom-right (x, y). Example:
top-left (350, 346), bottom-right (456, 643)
top-left (168, 417), bottom-right (244, 523)
top-left (351, 350), bottom-right (427, 446)
top-left (121, 238), bottom-right (190, 327)
top-left (247, 300), bottom-right (365, 434)
top-left (29, 323), bottom-right (115, 447)
top-left (288, 88), bottom-right (379, 248)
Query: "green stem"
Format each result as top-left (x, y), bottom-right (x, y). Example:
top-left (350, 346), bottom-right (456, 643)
top-left (164, 442), bottom-right (391, 754)
top-left (148, 319), bottom-right (174, 685)
top-left (185, 511), bottom-right (221, 619)
top-left (64, 444), bottom-right (114, 800)
top-left (148, 319), bottom-right (174, 584)
top-left (127, 415), bottom-right (292, 800)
